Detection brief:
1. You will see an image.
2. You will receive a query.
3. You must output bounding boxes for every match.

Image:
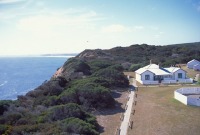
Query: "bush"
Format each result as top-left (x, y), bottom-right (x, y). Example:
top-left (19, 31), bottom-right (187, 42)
top-left (0, 100), bottom-right (13, 115)
top-left (4, 112), bottom-right (22, 125)
top-left (49, 103), bottom-right (84, 121)
top-left (60, 117), bottom-right (99, 135)
top-left (76, 83), bottom-right (115, 109)
top-left (129, 63), bottom-right (143, 71)
top-left (0, 124), bottom-right (8, 134)
top-left (11, 124), bottom-right (39, 135)
top-left (88, 60), bottom-right (112, 73)
top-left (92, 67), bottom-right (129, 88)
top-left (71, 77), bottom-right (110, 88)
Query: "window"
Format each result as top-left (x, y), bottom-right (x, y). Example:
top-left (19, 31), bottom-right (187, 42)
top-left (178, 73), bottom-right (182, 78)
top-left (145, 75), bottom-right (150, 80)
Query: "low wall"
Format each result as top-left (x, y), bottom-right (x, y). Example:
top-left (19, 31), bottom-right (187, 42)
top-left (136, 79), bottom-right (159, 85)
top-left (176, 87), bottom-right (200, 94)
top-left (188, 98), bottom-right (200, 106)
top-left (178, 78), bottom-right (193, 83)
top-left (174, 87), bottom-right (200, 107)
top-left (162, 80), bottom-right (177, 84)
top-left (142, 81), bottom-right (159, 85)
top-left (174, 91), bottom-right (187, 105)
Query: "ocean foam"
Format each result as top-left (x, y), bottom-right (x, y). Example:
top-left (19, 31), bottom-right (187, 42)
top-left (0, 81), bottom-right (7, 87)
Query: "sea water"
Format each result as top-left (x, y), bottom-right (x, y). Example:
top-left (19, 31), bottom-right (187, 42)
top-left (0, 56), bottom-right (71, 100)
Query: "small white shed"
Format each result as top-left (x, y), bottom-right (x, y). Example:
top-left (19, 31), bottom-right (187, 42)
top-left (193, 64), bottom-right (200, 71)
top-left (187, 59), bottom-right (200, 69)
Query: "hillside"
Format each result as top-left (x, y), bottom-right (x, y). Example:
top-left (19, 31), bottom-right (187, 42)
top-left (74, 42), bottom-right (200, 71)
top-left (0, 42), bottom-right (200, 134)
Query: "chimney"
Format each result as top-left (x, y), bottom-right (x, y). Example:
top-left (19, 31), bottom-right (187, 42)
top-left (150, 59), bottom-right (152, 64)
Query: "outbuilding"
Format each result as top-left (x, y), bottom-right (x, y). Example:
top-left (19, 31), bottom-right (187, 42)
top-left (187, 59), bottom-right (200, 69)
top-left (193, 64), bottom-right (200, 71)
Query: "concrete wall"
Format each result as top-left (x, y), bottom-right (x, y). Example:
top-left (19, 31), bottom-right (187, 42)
top-left (162, 80), bottom-right (177, 84)
top-left (178, 78), bottom-right (193, 83)
top-left (188, 98), bottom-right (200, 106)
top-left (176, 87), bottom-right (200, 94)
top-left (174, 87), bottom-right (200, 107)
top-left (142, 81), bottom-right (159, 85)
top-left (135, 73), bottom-right (141, 81)
top-left (174, 91), bottom-right (187, 105)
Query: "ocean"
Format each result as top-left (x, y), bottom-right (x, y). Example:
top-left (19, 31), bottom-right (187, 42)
top-left (0, 56), bottom-right (72, 100)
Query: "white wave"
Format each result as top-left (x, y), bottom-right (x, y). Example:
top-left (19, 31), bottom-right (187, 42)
top-left (0, 81), bottom-right (8, 87)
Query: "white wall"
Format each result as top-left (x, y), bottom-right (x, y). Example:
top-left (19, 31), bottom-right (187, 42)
top-left (187, 60), bottom-right (200, 69)
top-left (178, 78), bottom-right (193, 83)
top-left (187, 64), bottom-right (194, 69)
top-left (135, 73), bottom-right (141, 81)
top-left (142, 81), bottom-right (159, 85)
top-left (174, 69), bottom-right (186, 80)
top-left (188, 98), bottom-right (200, 106)
top-left (141, 70), bottom-right (154, 81)
top-left (193, 64), bottom-right (200, 71)
top-left (174, 91), bottom-right (187, 105)
top-left (174, 87), bottom-right (200, 107)
top-left (162, 80), bottom-right (177, 84)
top-left (176, 87), bottom-right (200, 94)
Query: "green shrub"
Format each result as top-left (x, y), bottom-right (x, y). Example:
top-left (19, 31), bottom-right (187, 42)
top-left (0, 124), bottom-right (8, 134)
top-left (0, 100), bottom-right (13, 115)
top-left (92, 67), bottom-right (129, 88)
top-left (49, 103), bottom-right (84, 121)
top-left (129, 63), bottom-right (143, 71)
top-left (60, 117), bottom-right (99, 135)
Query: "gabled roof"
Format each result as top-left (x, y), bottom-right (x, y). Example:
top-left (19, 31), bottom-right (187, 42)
top-left (187, 59), bottom-right (200, 64)
top-left (143, 64), bottom-right (159, 69)
top-left (164, 67), bottom-right (180, 73)
top-left (135, 64), bottom-right (185, 76)
top-left (135, 64), bottom-right (171, 75)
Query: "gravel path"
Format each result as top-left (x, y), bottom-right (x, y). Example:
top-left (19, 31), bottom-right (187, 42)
top-left (119, 78), bottom-right (137, 135)
top-left (119, 90), bottom-right (135, 135)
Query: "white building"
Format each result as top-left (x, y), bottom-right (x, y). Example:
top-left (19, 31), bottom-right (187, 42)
top-left (187, 59), bottom-right (200, 69)
top-left (193, 64), bottom-right (200, 71)
top-left (135, 64), bottom-right (193, 85)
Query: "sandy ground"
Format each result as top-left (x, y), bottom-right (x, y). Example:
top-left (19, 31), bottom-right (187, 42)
top-left (95, 90), bottom-right (129, 135)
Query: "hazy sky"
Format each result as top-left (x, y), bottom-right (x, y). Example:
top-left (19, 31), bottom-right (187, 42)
top-left (0, 0), bottom-right (200, 55)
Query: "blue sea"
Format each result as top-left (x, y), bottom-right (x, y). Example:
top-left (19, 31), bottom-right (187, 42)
top-left (0, 56), bottom-right (72, 100)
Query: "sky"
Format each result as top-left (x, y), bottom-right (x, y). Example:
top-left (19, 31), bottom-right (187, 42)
top-left (0, 0), bottom-right (200, 56)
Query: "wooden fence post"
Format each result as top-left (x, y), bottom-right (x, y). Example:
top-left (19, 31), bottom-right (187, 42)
top-left (135, 101), bottom-right (137, 105)
top-left (129, 121), bottom-right (133, 129)
top-left (120, 113), bottom-right (124, 121)
top-left (125, 104), bottom-right (128, 110)
top-left (132, 109), bottom-right (135, 115)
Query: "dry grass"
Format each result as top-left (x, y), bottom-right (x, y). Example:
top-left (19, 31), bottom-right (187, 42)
top-left (181, 64), bottom-right (200, 79)
top-left (127, 86), bottom-right (200, 135)
top-left (95, 90), bottom-right (129, 135)
top-left (124, 72), bottom-right (135, 78)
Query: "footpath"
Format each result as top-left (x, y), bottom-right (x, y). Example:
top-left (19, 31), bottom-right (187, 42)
top-left (119, 90), bottom-right (135, 135)
top-left (119, 78), bottom-right (137, 135)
